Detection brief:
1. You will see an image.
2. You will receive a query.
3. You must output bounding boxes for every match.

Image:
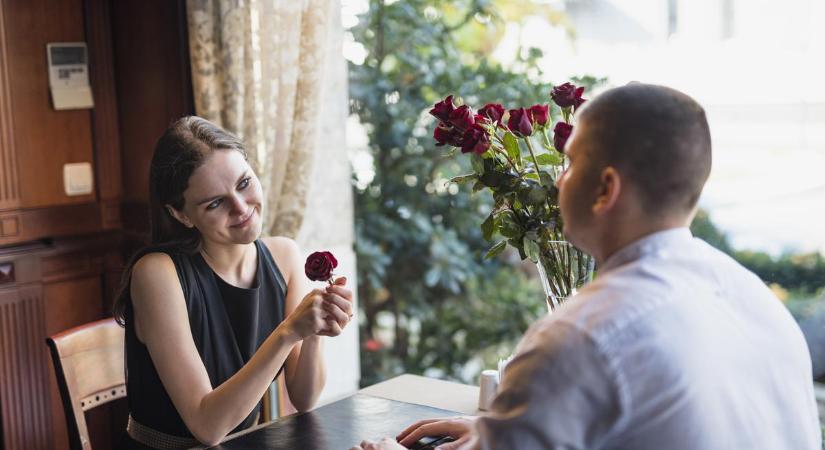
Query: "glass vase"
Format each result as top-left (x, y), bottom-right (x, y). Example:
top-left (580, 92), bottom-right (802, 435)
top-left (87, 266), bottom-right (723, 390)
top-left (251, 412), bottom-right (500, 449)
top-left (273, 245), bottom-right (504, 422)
top-left (535, 241), bottom-right (595, 313)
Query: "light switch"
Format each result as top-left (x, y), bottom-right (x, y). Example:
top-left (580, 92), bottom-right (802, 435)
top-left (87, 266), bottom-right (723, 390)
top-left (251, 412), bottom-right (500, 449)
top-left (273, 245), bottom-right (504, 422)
top-left (63, 162), bottom-right (94, 196)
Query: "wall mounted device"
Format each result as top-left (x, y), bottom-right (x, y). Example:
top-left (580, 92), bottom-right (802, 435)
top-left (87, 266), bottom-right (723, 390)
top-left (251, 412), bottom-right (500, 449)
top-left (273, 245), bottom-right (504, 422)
top-left (46, 42), bottom-right (94, 110)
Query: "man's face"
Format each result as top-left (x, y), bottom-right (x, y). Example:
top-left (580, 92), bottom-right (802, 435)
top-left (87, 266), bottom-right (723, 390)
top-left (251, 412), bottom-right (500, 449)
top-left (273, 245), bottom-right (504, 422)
top-left (556, 120), bottom-right (601, 253)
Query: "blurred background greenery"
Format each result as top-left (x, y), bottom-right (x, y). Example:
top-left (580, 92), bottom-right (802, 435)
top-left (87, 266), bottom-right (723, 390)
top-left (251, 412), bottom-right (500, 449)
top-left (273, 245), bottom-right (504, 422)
top-left (347, 0), bottom-right (825, 386)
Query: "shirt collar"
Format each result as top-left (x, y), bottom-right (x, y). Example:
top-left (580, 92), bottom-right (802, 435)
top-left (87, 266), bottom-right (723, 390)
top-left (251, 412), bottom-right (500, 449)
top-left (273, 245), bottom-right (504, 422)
top-left (599, 227), bottom-right (694, 274)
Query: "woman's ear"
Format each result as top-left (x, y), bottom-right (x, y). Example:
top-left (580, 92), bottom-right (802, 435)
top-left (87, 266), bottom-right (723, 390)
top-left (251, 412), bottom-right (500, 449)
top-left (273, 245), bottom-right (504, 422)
top-left (165, 205), bottom-right (194, 228)
top-left (592, 166), bottom-right (621, 216)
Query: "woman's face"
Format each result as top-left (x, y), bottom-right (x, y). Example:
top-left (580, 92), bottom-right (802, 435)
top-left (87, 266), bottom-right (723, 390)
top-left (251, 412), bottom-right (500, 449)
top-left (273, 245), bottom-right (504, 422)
top-left (170, 149), bottom-right (264, 245)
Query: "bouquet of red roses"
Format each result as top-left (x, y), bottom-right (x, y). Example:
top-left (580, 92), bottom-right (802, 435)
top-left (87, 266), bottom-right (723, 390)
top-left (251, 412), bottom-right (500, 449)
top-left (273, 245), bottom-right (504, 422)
top-left (429, 83), bottom-right (593, 310)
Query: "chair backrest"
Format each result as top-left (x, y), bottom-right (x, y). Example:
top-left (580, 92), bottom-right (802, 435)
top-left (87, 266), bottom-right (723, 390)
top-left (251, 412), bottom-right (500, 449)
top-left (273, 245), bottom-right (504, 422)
top-left (46, 318), bottom-right (125, 450)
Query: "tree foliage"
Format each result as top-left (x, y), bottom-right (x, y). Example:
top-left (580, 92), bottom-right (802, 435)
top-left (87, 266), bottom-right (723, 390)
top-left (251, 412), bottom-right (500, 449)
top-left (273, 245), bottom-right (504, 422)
top-left (691, 209), bottom-right (825, 303)
top-left (348, 0), bottom-right (823, 385)
top-left (348, 0), bottom-right (590, 384)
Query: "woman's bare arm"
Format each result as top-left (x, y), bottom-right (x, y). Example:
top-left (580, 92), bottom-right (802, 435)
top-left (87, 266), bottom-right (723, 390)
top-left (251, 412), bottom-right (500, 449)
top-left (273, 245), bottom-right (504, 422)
top-left (131, 252), bottom-right (326, 445)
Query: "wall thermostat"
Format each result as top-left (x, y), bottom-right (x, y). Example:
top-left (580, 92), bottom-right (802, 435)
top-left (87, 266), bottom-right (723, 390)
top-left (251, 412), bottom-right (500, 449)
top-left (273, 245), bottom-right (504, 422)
top-left (47, 42), bottom-right (94, 110)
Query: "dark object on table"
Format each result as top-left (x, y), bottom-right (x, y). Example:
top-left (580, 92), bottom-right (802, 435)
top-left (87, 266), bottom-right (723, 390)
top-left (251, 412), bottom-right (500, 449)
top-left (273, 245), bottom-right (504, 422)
top-left (213, 394), bottom-right (462, 450)
top-left (409, 435), bottom-right (457, 450)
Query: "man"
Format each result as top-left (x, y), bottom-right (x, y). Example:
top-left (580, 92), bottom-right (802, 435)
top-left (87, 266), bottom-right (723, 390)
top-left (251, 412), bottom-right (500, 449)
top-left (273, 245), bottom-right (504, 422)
top-left (353, 84), bottom-right (821, 450)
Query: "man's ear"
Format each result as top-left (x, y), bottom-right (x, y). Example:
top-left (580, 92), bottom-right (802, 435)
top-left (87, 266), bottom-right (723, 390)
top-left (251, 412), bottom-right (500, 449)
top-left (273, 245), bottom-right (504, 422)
top-left (165, 205), bottom-right (194, 228)
top-left (592, 166), bottom-right (621, 216)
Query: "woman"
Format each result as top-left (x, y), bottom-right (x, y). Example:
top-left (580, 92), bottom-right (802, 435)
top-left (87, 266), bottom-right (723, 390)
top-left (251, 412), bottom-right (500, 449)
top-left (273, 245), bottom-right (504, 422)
top-left (112, 116), bottom-right (354, 449)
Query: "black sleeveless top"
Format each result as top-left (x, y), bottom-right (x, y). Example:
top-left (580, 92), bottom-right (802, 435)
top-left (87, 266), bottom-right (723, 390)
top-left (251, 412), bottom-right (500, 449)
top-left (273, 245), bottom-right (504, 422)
top-left (124, 240), bottom-right (287, 440)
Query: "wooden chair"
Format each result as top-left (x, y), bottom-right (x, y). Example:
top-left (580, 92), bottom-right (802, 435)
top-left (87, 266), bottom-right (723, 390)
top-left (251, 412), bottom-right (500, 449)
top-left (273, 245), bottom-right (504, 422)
top-left (46, 318), bottom-right (126, 450)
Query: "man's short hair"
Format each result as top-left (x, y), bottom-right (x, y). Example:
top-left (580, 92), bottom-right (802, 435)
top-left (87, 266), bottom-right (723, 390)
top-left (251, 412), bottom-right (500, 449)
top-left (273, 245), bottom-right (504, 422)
top-left (577, 83), bottom-right (712, 216)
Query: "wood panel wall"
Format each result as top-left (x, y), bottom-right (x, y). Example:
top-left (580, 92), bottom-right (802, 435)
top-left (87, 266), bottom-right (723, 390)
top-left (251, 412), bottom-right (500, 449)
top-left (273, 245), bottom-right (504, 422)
top-left (0, 248), bottom-right (50, 450)
top-left (0, 0), bottom-right (18, 213)
top-left (3, 0), bottom-right (95, 209)
top-left (113, 0), bottom-right (193, 207)
top-left (85, 0), bottom-right (123, 231)
top-left (0, 0), bottom-right (192, 449)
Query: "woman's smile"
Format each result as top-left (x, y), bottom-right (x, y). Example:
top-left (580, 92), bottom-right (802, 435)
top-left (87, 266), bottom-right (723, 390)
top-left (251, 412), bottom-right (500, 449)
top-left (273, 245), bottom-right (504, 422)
top-left (231, 208), bottom-right (256, 228)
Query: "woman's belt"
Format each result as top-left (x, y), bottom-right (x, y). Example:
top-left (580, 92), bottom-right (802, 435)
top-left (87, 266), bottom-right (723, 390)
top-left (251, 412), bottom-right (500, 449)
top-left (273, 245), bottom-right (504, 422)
top-left (126, 415), bottom-right (200, 450)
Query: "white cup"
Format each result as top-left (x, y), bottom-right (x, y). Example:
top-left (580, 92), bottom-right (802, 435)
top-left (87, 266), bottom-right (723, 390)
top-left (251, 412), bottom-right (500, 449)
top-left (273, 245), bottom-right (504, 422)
top-left (478, 369), bottom-right (499, 411)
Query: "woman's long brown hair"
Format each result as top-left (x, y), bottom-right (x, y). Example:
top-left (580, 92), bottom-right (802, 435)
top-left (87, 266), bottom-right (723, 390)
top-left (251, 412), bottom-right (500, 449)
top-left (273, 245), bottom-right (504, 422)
top-left (112, 116), bottom-right (246, 325)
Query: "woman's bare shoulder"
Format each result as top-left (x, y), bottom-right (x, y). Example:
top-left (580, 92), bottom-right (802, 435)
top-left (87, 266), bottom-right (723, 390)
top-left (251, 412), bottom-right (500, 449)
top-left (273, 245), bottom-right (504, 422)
top-left (262, 236), bottom-right (300, 252)
top-left (130, 252), bottom-right (182, 295)
top-left (261, 236), bottom-right (301, 279)
top-left (132, 252), bottom-right (176, 278)
top-left (129, 252), bottom-right (187, 342)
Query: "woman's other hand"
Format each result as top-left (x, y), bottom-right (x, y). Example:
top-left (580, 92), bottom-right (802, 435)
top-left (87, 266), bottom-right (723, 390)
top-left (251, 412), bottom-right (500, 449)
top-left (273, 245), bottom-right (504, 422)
top-left (282, 288), bottom-right (329, 340)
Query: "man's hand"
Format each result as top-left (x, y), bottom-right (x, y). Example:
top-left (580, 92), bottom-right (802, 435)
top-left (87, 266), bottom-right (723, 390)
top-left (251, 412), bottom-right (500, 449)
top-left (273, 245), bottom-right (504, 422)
top-left (350, 437), bottom-right (405, 450)
top-left (395, 416), bottom-right (477, 449)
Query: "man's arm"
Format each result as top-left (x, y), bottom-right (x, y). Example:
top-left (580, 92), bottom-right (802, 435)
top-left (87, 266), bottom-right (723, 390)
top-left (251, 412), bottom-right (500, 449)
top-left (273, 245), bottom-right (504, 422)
top-left (354, 320), bottom-right (625, 450)
top-left (468, 320), bottom-right (625, 450)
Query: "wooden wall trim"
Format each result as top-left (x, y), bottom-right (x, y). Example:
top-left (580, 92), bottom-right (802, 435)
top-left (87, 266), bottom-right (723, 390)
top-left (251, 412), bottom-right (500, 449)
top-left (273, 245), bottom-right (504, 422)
top-left (0, 0), bottom-right (20, 210)
top-left (0, 204), bottom-right (109, 246)
top-left (84, 0), bottom-right (122, 211)
top-left (0, 282), bottom-right (53, 450)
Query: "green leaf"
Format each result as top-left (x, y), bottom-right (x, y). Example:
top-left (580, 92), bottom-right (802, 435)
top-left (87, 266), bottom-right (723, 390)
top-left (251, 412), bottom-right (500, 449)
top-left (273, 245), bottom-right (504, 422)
top-left (526, 185), bottom-right (548, 205)
top-left (517, 180), bottom-right (547, 206)
top-left (523, 236), bottom-right (540, 263)
top-left (479, 170), bottom-right (517, 190)
top-left (503, 132), bottom-right (520, 162)
top-left (545, 183), bottom-right (560, 202)
top-left (480, 213), bottom-right (495, 241)
top-left (497, 213), bottom-right (521, 238)
top-left (471, 154), bottom-right (484, 174)
top-left (539, 171), bottom-right (555, 188)
top-left (508, 238), bottom-right (526, 260)
top-left (450, 174), bottom-right (476, 185)
top-left (535, 152), bottom-right (563, 166)
top-left (484, 240), bottom-right (507, 259)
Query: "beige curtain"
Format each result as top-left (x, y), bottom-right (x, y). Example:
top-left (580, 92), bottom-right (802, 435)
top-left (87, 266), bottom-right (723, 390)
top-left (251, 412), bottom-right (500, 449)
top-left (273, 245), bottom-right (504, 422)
top-left (186, 0), bottom-right (350, 420)
top-left (186, 0), bottom-right (334, 237)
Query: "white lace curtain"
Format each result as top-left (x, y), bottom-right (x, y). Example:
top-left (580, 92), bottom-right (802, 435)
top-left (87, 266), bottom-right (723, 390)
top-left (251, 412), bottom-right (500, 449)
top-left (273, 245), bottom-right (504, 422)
top-left (186, 0), bottom-right (334, 238)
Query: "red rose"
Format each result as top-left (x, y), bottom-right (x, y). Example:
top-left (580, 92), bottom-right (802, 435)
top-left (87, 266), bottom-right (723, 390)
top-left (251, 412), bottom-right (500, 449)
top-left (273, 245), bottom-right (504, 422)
top-left (305, 251), bottom-right (338, 282)
top-left (430, 95), bottom-right (455, 122)
top-left (460, 123), bottom-right (491, 155)
top-left (528, 104), bottom-right (550, 126)
top-left (553, 122), bottom-right (573, 152)
top-left (507, 108), bottom-right (533, 137)
top-left (551, 83), bottom-right (586, 109)
top-left (448, 105), bottom-right (475, 131)
top-left (433, 124), bottom-right (450, 146)
top-left (364, 339), bottom-right (383, 352)
top-left (478, 103), bottom-right (505, 123)
top-left (433, 123), bottom-right (464, 147)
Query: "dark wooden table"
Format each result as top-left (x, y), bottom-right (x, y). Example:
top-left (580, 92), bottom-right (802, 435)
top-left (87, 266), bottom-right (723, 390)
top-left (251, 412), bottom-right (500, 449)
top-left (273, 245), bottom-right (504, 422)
top-left (196, 375), bottom-right (480, 450)
top-left (207, 393), bottom-right (461, 450)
